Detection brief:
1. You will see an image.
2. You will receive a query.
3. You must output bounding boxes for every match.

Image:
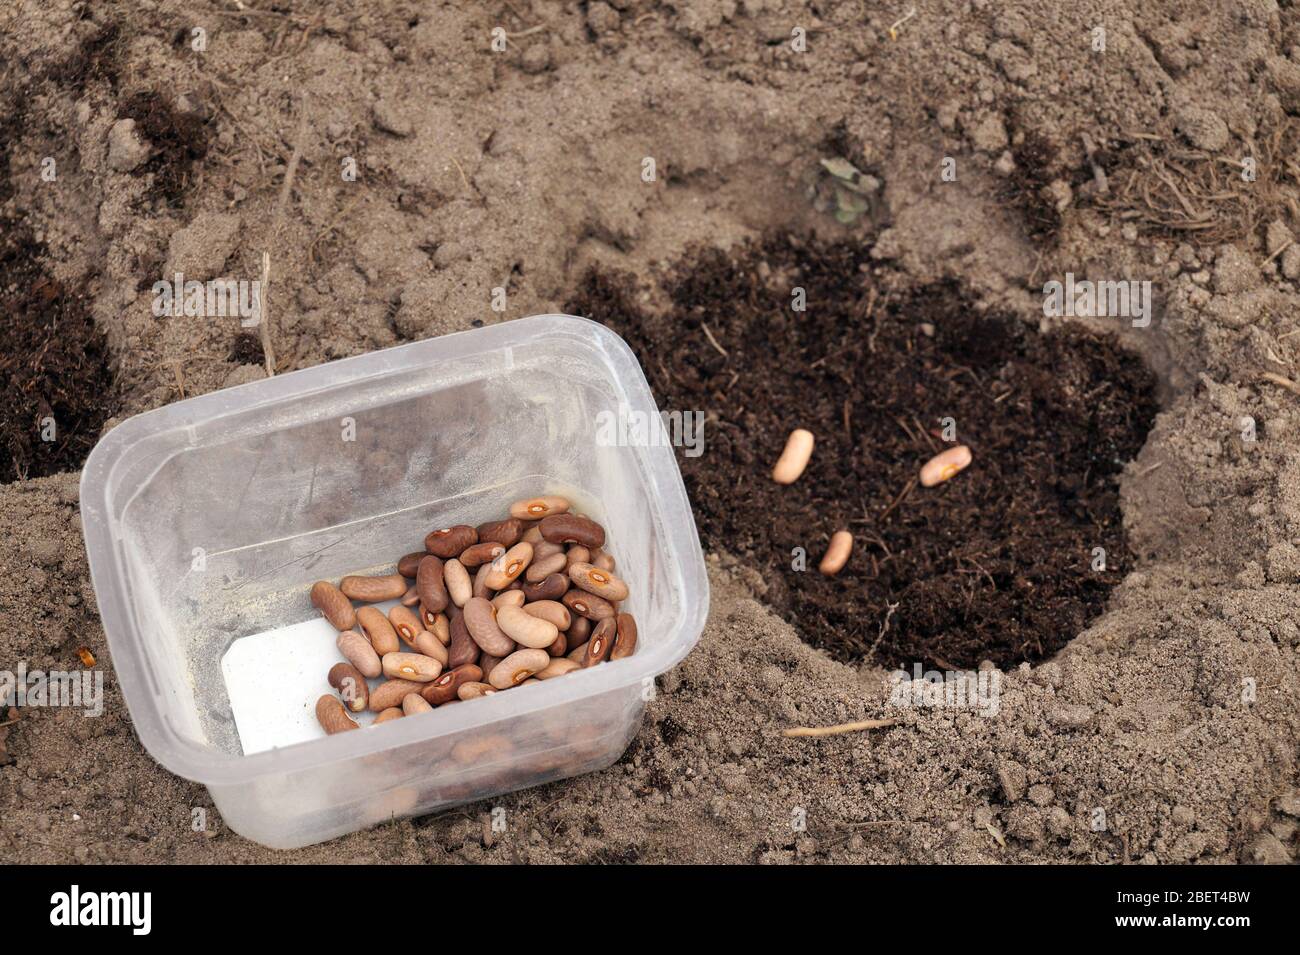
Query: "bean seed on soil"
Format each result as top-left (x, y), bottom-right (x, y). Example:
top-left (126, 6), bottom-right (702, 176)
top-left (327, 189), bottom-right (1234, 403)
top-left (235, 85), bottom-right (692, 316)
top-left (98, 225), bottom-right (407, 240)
top-left (818, 530), bottom-right (853, 576)
top-left (772, 428), bottom-right (815, 484)
top-left (920, 444), bottom-right (972, 487)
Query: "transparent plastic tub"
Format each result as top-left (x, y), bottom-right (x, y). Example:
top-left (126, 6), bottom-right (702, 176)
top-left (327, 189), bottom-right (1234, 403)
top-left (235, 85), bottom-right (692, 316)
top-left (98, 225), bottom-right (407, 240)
top-left (80, 314), bottom-right (709, 849)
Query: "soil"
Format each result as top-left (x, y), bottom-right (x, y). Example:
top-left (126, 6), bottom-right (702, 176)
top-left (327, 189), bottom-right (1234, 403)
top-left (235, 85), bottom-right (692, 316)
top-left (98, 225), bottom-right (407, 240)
top-left (567, 237), bottom-right (1158, 670)
top-left (2, 0), bottom-right (1300, 865)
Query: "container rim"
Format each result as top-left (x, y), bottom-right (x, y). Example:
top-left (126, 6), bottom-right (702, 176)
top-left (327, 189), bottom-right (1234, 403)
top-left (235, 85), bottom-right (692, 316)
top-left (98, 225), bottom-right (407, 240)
top-left (80, 314), bottom-right (710, 784)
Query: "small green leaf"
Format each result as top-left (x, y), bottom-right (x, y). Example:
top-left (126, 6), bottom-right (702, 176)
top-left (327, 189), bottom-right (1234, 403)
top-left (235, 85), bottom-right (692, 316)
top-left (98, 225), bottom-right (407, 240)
top-left (820, 156), bottom-right (862, 181)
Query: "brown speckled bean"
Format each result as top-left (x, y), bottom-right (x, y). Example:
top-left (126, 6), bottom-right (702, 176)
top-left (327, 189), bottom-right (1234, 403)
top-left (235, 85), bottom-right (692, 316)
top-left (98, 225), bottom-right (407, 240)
top-left (447, 606), bottom-right (480, 669)
top-left (336, 630), bottom-right (382, 678)
top-left (485, 542), bottom-right (533, 590)
top-left (561, 588), bottom-right (616, 621)
top-left (398, 551), bottom-right (426, 578)
top-left (419, 607), bottom-right (450, 644)
top-left (340, 573), bottom-right (408, 602)
top-left (382, 651), bottom-right (443, 682)
top-left (444, 558), bottom-right (472, 607)
top-left (477, 517), bottom-right (524, 547)
top-left (416, 555), bottom-right (449, 614)
top-left (412, 630), bottom-right (449, 665)
top-left (526, 551), bottom-right (567, 582)
top-left (583, 618), bottom-right (616, 667)
top-left (420, 664), bottom-right (483, 704)
top-left (459, 541), bottom-right (505, 569)
top-left (508, 496), bottom-right (570, 520)
top-left (567, 562), bottom-right (630, 601)
top-left (611, 612), bottom-right (638, 660)
top-left (539, 514), bottom-right (605, 548)
top-left (357, 606), bottom-right (400, 655)
top-left (316, 695), bottom-right (359, 734)
top-left (463, 597), bottom-right (516, 657)
top-left (311, 581), bottom-right (355, 631)
top-left (328, 662), bottom-right (369, 712)
top-left (425, 524), bottom-right (477, 559)
top-left (368, 678), bottom-right (426, 712)
top-left (487, 648), bottom-right (551, 688)
top-left (522, 572), bottom-right (568, 603)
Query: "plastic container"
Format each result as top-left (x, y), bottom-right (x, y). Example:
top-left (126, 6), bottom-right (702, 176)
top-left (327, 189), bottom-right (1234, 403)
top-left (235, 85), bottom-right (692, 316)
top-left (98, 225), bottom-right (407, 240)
top-left (80, 314), bottom-right (709, 849)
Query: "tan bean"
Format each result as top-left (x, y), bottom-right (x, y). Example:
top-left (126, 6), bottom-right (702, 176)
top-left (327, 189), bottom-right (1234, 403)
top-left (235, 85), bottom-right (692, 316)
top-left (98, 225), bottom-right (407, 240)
top-left (772, 428), bottom-right (815, 484)
top-left (400, 584), bottom-right (421, 607)
top-left (374, 707), bottom-right (404, 724)
top-left (567, 615), bottom-right (592, 649)
top-left (562, 588), bottom-right (616, 621)
top-left (539, 514), bottom-right (605, 548)
top-left (389, 605), bottom-right (424, 643)
top-left (419, 607), bottom-right (450, 645)
top-left (463, 597), bottom-right (516, 657)
top-left (477, 517), bottom-right (524, 547)
top-left (522, 525), bottom-right (544, 544)
top-left (492, 589), bottom-right (526, 610)
top-left (496, 604), bottom-right (559, 649)
top-left (508, 495), bottom-right (571, 521)
top-left (368, 679), bottom-right (426, 712)
top-left (311, 581), bottom-right (355, 631)
top-left (920, 444), bottom-right (972, 487)
top-left (357, 606), bottom-right (400, 655)
top-left (487, 648), bottom-right (551, 688)
top-left (447, 606), bottom-right (480, 669)
top-left (420, 664), bottom-right (483, 704)
top-left (397, 551), bottom-right (426, 578)
top-left (547, 632), bottom-right (568, 657)
top-left (328, 662), bottom-right (370, 712)
top-left (523, 599), bottom-right (571, 631)
top-left (525, 551), bottom-right (567, 582)
top-left (382, 652), bottom-right (443, 682)
top-left (591, 549), bottom-right (616, 573)
top-left (416, 555), bottom-right (449, 613)
top-left (457, 681), bottom-right (497, 700)
top-left (425, 524), bottom-right (477, 559)
top-left (537, 658), bottom-right (580, 680)
top-left (316, 695), bottom-right (359, 734)
top-left (567, 641), bottom-right (589, 662)
top-left (472, 562), bottom-right (493, 599)
top-left (336, 630), bottom-right (382, 678)
top-left (583, 618), bottom-right (617, 667)
top-left (611, 612), bottom-right (639, 660)
top-left (567, 562), bottom-right (629, 601)
top-left (566, 545), bottom-right (591, 567)
top-left (818, 530), bottom-right (853, 576)
top-left (522, 572), bottom-right (568, 602)
top-left (340, 573), bottom-right (408, 602)
top-left (402, 693), bottom-right (433, 716)
top-left (444, 558), bottom-right (472, 607)
top-left (533, 539), bottom-right (565, 560)
top-left (412, 630), bottom-right (449, 664)
top-left (485, 542), bottom-right (533, 590)
top-left (459, 541), bottom-right (506, 568)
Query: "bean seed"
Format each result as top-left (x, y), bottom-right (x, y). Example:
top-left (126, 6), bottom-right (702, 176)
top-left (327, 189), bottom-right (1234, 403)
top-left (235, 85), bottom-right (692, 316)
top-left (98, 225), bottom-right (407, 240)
top-left (478, 653), bottom-right (503, 680)
top-left (447, 606), bottom-right (481, 669)
top-left (522, 525), bottom-right (544, 544)
top-left (382, 652), bottom-right (443, 682)
top-left (567, 562), bottom-right (630, 601)
top-left (562, 588), bottom-right (616, 621)
top-left (340, 573), bottom-right (407, 602)
top-left (534, 539), bottom-right (565, 560)
top-left (566, 642), bottom-right (589, 662)
top-left (316, 695), bottom-right (359, 734)
top-left (457, 681), bottom-right (496, 700)
top-left (425, 524), bottom-right (477, 558)
top-left (920, 444), bottom-right (972, 487)
top-left (583, 618), bottom-right (617, 667)
top-left (485, 542), bottom-right (533, 590)
top-left (611, 612), bottom-right (639, 660)
top-left (463, 597), bottom-right (516, 656)
top-left (357, 606), bottom-right (400, 655)
top-left (402, 693), bottom-right (433, 716)
top-left (568, 615), bottom-right (592, 649)
top-left (420, 664), bottom-right (483, 704)
top-left (547, 632), bottom-right (568, 657)
top-left (539, 514), bottom-right (605, 548)
top-left (400, 585), bottom-right (421, 607)
top-left (368, 679), bottom-right (426, 712)
top-left (472, 563), bottom-right (493, 599)
top-left (508, 496), bottom-right (571, 520)
top-left (818, 530), bottom-right (853, 576)
top-left (566, 545), bottom-right (591, 567)
top-left (419, 607), bottom-right (450, 644)
top-left (374, 707), bottom-right (403, 724)
top-left (772, 428), bottom-right (815, 484)
top-left (311, 580), bottom-right (355, 631)
top-left (487, 648), bottom-right (551, 688)
top-left (591, 549), bottom-right (616, 573)
top-left (523, 599), bottom-right (571, 631)
top-left (525, 551), bottom-right (567, 582)
top-left (477, 517), bottom-right (524, 547)
top-left (336, 630), bottom-right (382, 678)
top-left (416, 555), bottom-right (449, 613)
top-left (328, 662), bottom-right (370, 712)
top-left (496, 604), bottom-right (559, 649)
top-left (537, 658), bottom-right (580, 680)
top-left (521, 572), bottom-right (568, 602)
top-left (397, 552), bottom-right (425, 578)
top-left (444, 558), bottom-right (472, 607)
top-left (459, 541), bottom-right (506, 568)
top-left (412, 630), bottom-right (449, 664)
top-left (491, 589), bottom-right (525, 610)
top-left (388, 605), bottom-right (423, 643)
